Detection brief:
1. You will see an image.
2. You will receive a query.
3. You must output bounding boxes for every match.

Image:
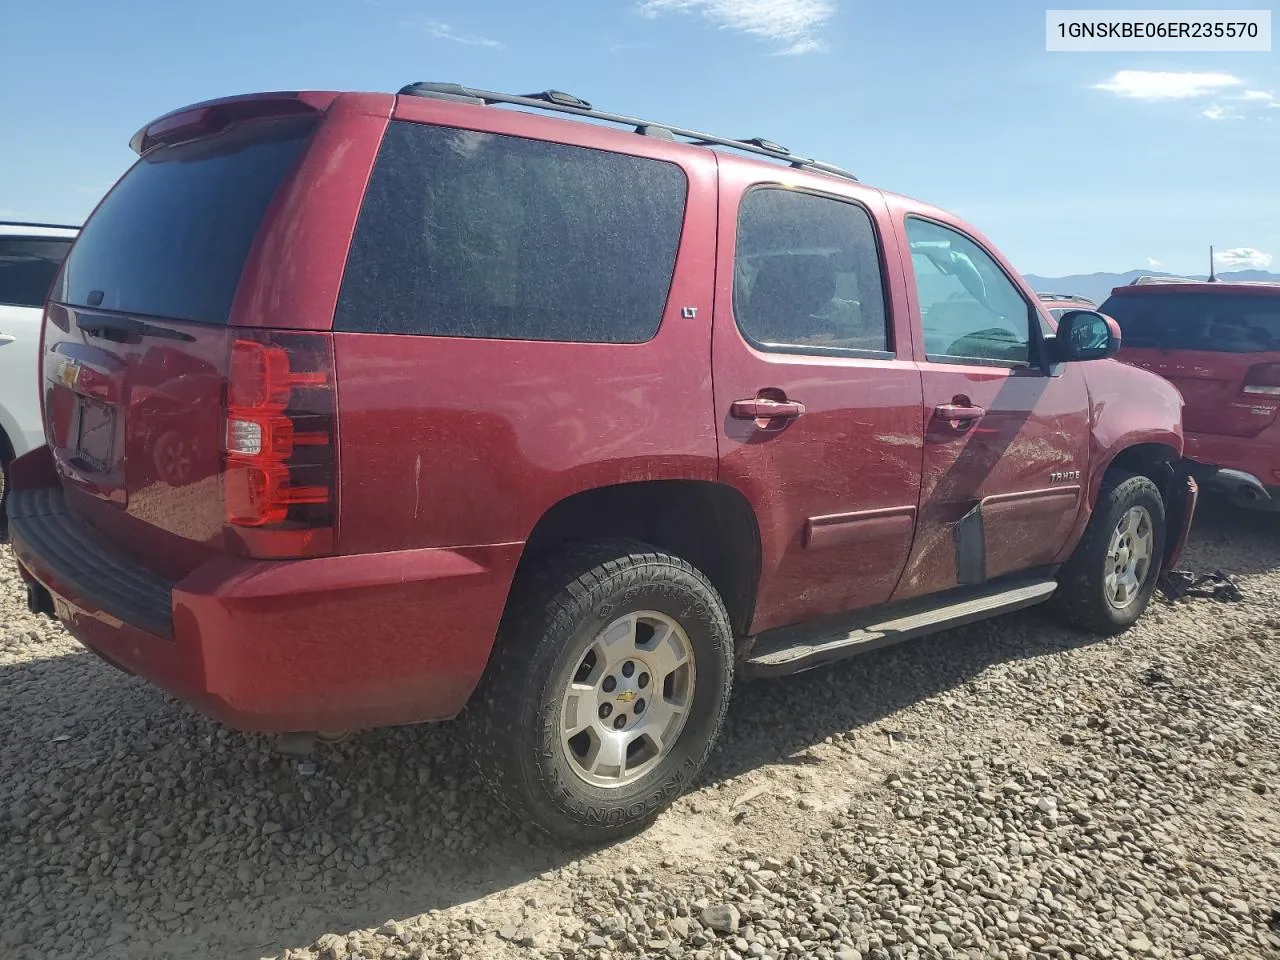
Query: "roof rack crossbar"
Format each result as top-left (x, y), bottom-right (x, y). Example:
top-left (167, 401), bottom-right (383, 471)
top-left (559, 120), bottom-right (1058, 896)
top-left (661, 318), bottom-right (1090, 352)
top-left (398, 82), bottom-right (858, 182)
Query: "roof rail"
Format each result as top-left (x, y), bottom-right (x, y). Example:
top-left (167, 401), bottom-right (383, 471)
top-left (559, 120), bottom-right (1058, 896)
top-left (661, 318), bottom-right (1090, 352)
top-left (0, 219), bottom-right (80, 230)
top-left (397, 82), bottom-right (858, 182)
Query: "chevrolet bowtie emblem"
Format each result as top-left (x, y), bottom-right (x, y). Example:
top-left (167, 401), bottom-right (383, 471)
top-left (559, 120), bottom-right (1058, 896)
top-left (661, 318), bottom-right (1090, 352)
top-left (615, 691), bottom-right (637, 703)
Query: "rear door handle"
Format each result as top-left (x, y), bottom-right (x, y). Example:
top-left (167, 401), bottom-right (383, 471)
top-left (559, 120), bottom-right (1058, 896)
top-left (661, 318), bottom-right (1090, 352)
top-left (730, 398), bottom-right (806, 421)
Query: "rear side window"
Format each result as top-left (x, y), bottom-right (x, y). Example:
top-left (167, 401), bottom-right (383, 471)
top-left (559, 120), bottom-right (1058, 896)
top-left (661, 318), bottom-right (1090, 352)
top-left (0, 238), bottom-right (73, 308)
top-left (334, 122), bottom-right (687, 342)
top-left (56, 117), bottom-right (314, 325)
top-left (733, 188), bottom-right (890, 355)
top-left (1100, 291), bottom-right (1280, 353)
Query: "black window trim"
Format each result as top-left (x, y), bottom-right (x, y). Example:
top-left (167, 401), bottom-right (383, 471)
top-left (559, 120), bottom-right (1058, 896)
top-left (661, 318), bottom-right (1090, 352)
top-left (0, 234), bottom-right (74, 309)
top-left (732, 183), bottom-right (896, 362)
top-left (905, 214), bottom-right (1049, 372)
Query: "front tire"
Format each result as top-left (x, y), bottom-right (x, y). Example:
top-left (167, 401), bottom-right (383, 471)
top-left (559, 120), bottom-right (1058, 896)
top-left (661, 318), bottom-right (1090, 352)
top-left (1051, 471), bottom-right (1166, 634)
top-left (467, 541), bottom-right (734, 844)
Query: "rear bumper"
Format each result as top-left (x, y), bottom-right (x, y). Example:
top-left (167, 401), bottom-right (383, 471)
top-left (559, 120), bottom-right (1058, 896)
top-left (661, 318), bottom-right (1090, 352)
top-left (1184, 431), bottom-right (1280, 508)
top-left (9, 485), bottom-right (522, 733)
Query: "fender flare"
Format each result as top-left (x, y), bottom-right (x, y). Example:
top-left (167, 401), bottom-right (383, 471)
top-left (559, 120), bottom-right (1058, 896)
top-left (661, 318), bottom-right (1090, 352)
top-left (1054, 433), bottom-right (1184, 567)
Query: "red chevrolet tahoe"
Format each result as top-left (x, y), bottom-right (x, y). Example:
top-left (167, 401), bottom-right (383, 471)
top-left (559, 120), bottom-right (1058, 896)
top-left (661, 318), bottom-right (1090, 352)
top-left (10, 83), bottom-right (1195, 842)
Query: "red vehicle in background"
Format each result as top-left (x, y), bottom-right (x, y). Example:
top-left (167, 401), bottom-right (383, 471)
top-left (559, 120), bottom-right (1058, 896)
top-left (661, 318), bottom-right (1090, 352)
top-left (10, 83), bottom-right (1195, 843)
top-left (1038, 292), bottom-right (1099, 322)
top-left (1102, 279), bottom-right (1280, 509)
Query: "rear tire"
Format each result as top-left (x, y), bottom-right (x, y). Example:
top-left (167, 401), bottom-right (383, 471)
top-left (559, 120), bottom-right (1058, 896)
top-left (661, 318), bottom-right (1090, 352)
top-left (1051, 471), bottom-right (1166, 634)
top-left (466, 540), bottom-right (733, 845)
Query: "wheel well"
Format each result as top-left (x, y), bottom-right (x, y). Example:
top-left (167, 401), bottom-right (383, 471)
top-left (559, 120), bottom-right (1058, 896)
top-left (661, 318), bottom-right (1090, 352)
top-left (520, 480), bottom-right (761, 636)
top-left (0, 426), bottom-right (12, 466)
top-left (1106, 443), bottom-right (1180, 499)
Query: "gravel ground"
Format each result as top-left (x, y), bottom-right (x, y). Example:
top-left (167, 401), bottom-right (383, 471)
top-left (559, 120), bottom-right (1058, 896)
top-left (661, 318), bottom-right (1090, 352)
top-left (2, 498), bottom-right (1278, 960)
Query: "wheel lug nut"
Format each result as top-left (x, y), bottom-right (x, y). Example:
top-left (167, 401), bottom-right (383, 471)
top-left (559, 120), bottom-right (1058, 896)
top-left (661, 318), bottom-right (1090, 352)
top-left (622, 661), bottom-right (635, 678)
top-left (635, 698), bottom-right (646, 714)
top-left (599, 703), bottom-right (612, 719)
top-left (613, 714), bottom-right (627, 729)
top-left (602, 676), bottom-right (617, 693)
top-left (638, 672), bottom-right (650, 689)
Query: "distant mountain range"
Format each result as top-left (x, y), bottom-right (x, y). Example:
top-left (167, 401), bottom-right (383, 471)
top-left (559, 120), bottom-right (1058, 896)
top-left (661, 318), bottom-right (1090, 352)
top-left (1023, 270), bottom-right (1280, 306)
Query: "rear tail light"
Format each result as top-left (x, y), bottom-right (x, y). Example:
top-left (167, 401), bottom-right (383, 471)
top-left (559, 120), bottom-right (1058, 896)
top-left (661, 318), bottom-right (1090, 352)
top-left (1242, 362), bottom-right (1280, 396)
top-left (224, 332), bottom-right (337, 557)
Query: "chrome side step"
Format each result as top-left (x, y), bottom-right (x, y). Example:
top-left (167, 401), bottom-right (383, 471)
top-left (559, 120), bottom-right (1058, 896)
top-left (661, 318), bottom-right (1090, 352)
top-left (743, 577), bottom-right (1058, 678)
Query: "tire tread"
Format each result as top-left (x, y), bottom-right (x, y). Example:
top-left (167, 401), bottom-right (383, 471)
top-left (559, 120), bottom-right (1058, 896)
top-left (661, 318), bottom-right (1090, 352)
top-left (1051, 471), bottom-right (1165, 635)
top-left (466, 539), bottom-right (733, 844)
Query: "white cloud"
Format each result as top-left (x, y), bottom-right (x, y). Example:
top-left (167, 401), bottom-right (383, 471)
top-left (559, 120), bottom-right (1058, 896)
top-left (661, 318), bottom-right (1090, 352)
top-left (779, 36), bottom-right (823, 55)
top-left (1202, 104), bottom-right (1242, 121)
top-left (1093, 70), bottom-right (1243, 100)
top-left (1216, 247), bottom-right (1274, 270)
top-left (638, 0), bottom-right (834, 54)
top-left (1242, 89), bottom-right (1275, 101)
top-left (418, 20), bottom-right (504, 48)
top-left (1146, 257), bottom-right (1162, 268)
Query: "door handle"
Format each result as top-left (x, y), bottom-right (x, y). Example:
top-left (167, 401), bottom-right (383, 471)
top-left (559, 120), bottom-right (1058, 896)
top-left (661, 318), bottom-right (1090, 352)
top-left (730, 397), bottom-right (806, 421)
top-left (934, 402), bottom-right (986, 426)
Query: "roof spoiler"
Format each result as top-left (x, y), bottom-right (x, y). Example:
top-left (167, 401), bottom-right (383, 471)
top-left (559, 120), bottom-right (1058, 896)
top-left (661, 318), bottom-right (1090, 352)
top-left (1130, 275), bottom-right (1200, 285)
top-left (129, 91), bottom-right (335, 155)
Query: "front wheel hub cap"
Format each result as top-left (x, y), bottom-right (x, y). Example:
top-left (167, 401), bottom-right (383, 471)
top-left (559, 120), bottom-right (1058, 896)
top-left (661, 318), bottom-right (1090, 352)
top-left (1104, 505), bottom-right (1154, 609)
top-left (558, 611), bottom-right (696, 788)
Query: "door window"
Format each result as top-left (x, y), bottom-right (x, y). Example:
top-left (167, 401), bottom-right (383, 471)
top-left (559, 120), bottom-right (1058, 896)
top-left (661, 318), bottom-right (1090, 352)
top-left (906, 218), bottom-right (1032, 365)
top-left (734, 188), bottom-right (890, 356)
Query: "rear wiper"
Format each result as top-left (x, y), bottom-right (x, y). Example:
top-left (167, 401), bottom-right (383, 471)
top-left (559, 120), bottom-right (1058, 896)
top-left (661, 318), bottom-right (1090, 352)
top-left (77, 315), bottom-right (196, 343)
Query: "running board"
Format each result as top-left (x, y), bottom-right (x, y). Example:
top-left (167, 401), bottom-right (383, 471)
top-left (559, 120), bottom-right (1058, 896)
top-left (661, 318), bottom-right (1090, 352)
top-left (743, 577), bottom-right (1058, 678)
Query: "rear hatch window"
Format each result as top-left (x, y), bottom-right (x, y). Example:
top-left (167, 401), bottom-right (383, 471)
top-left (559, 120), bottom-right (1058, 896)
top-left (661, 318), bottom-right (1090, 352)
top-left (1102, 289), bottom-right (1280, 438)
top-left (1101, 291), bottom-right (1280, 352)
top-left (56, 116), bottom-right (314, 325)
top-left (43, 114), bottom-right (316, 579)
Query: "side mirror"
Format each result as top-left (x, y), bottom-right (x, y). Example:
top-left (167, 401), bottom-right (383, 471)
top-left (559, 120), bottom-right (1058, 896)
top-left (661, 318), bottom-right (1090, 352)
top-left (1052, 310), bottom-right (1121, 362)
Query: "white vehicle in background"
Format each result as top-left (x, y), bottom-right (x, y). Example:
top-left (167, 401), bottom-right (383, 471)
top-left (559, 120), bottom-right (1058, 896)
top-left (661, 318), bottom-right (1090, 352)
top-left (0, 222), bottom-right (78, 512)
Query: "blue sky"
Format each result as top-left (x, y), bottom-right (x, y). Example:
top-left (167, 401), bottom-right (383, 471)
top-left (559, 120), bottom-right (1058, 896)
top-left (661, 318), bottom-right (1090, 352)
top-left (1, 0), bottom-right (1276, 276)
